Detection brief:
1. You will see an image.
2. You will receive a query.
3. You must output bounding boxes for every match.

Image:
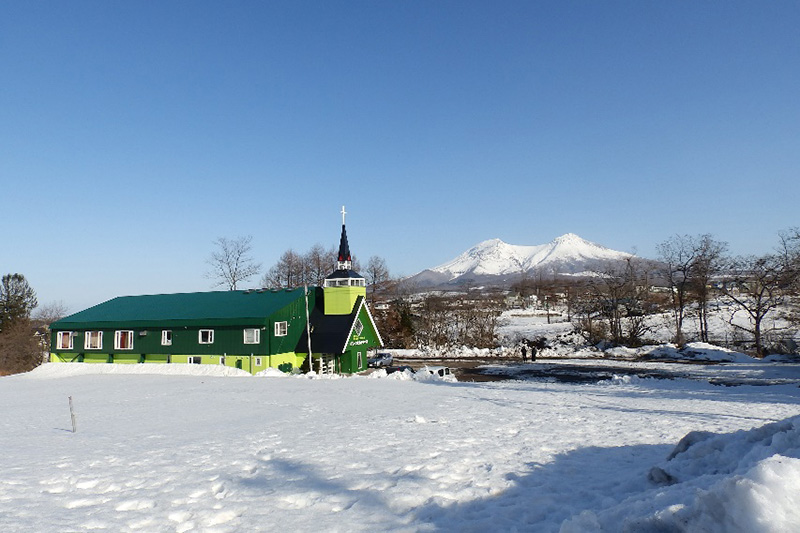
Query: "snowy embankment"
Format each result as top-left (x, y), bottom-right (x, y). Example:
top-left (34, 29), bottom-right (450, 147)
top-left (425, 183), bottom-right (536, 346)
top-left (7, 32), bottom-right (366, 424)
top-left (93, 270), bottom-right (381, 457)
top-left (1, 363), bottom-right (799, 532)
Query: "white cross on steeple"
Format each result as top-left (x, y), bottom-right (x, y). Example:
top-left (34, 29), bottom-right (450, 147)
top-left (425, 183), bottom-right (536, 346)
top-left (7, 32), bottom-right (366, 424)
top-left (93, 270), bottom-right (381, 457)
top-left (341, 205), bottom-right (347, 225)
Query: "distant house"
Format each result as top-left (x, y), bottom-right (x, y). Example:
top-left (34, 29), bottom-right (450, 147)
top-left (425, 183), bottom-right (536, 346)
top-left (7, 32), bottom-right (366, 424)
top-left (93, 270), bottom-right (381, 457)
top-left (49, 213), bottom-right (382, 375)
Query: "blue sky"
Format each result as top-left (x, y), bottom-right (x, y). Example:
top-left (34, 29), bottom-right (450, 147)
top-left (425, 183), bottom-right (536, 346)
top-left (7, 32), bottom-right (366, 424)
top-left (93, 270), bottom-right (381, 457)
top-left (2, 1), bottom-right (799, 312)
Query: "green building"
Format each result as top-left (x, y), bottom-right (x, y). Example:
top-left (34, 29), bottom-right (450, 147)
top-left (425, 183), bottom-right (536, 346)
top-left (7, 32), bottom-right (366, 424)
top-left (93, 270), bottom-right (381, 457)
top-left (49, 215), bottom-right (383, 375)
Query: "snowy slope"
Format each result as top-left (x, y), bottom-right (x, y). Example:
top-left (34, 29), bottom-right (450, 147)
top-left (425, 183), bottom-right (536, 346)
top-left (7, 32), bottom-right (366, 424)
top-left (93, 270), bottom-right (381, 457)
top-left (412, 233), bottom-right (632, 286)
top-left (2, 363), bottom-right (800, 532)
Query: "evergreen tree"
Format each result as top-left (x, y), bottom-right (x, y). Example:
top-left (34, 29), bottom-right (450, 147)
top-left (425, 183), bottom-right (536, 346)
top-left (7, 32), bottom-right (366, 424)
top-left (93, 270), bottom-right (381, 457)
top-left (0, 273), bottom-right (38, 333)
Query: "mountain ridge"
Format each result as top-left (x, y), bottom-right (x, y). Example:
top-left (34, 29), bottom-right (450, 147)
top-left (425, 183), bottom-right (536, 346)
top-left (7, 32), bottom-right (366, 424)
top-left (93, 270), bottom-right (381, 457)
top-left (406, 233), bottom-right (633, 288)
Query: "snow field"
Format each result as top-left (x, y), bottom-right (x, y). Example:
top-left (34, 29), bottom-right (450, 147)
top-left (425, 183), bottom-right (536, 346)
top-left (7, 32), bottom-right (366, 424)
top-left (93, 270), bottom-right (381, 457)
top-left (1, 364), bottom-right (799, 532)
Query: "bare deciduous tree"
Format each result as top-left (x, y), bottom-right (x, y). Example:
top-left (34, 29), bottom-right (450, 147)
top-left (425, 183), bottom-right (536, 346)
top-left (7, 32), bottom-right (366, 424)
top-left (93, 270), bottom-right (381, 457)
top-left (205, 236), bottom-right (262, 291)
top-left (657, 234), bottom-right (728, 345)
top-left (262, 249), bottom-right (304, 288)
top-left (33, 301), bottom-right (70, 353)
top-left (364, 256), bottom-right (390, 305)
top-left (691, 235), bottom-right (728, 342)
top-left (579, 258), bottom-right (656, 347)
top-left (658, 235), bottom-right (696, 345)
top-left (305, 244), bottom-right (336, 286)
top-left (720, 253), bottom-right (788, 357)
top-left (34, 301), bottom-right (69, 325)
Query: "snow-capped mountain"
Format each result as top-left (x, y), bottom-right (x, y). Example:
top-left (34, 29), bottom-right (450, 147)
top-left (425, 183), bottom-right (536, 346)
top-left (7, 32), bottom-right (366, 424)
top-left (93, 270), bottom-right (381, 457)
top-left (408, 233), bottom-right (633, 288)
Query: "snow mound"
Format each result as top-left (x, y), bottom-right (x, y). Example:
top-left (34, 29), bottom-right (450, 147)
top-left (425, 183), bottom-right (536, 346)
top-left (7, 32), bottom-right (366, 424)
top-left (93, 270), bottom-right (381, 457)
top-left (20, 362), bottom-right (251, 379)
top-left (677, 342), bottom-right (755, 363)
top-left (563, 416), bottom-right (800, 532)
top-left (254, 368), bottom-right (290, 378)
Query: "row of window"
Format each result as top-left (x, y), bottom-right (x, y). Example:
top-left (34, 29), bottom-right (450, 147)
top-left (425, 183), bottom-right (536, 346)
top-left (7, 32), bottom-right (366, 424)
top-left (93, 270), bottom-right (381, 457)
top-left (55, 322), bottom-right (289, 350)
top-left (188, 356), bottom-right (264, 366)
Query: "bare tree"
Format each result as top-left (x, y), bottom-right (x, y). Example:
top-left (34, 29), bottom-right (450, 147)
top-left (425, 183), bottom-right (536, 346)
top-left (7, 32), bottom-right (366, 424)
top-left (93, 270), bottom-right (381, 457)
top-left (305, 244), bottom-right (336, 286)
top-left (720, 253), bottom-right (788, 357)
top-left (205, 236), bottom-right (262, 291)
top-left (658, 235), bottom-right (697, 345)
top-left (580, 257), bottom-right (655, 346)
top-left (33, 301), bottom-right (70, 354)
top-left (262, 249), bottom-right (304, 288)
top-left (34, 301), bottom-right (69, 325)
top-left (690, 235), bottom-right (728, 342)
top-left (364, 256), bottom-right (390, 305)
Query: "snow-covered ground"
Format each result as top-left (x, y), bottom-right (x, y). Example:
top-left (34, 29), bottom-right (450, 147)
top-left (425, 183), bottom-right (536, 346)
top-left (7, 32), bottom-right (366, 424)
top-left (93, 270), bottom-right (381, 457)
top-left (2, 362), bottom-right (799, 532)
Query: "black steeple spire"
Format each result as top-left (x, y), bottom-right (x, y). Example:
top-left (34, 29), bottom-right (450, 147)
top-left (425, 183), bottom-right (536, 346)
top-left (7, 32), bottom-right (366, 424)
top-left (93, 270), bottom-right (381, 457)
top-left (336, 206), bottom-right (352, 271)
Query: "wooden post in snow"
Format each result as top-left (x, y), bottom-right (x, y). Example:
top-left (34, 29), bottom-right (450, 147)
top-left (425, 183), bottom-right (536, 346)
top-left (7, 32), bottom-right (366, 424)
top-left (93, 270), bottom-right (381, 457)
top-left (68, 396), bottom-right (77, 433)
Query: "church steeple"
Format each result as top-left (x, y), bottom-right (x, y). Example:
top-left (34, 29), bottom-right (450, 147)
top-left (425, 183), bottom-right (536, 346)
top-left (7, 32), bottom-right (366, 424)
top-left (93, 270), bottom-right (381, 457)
top-left (337, 206), bottom-right (352, 271)
top-left (323, 206), bottom-right (366, 314)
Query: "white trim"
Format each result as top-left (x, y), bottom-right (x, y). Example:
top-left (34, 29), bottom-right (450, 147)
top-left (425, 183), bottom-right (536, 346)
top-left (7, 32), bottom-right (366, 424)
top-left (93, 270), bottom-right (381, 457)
top-left (188, 356), bottom-right (202, 364)
top-left (114, 330), bottom-right (134, 350)
top-left (84, 331), bottom-right (103, 350)
top-left (161, 330), bottom-right (172, 346)
top-left (243, 328), bottom-right (260, 344)
top-left (274, 321), bottom-right (288, 337)
top-left (198, 329), bottom-right (214, 344)
top-left (254, 356), bottom-right (263, 367)
top-left (56, 331), bottom-right (73, 350)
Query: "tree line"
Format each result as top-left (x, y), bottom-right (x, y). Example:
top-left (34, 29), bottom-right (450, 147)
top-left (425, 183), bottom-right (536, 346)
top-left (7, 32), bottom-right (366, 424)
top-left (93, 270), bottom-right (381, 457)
top-left (540, 229), bottom-right (800, 357)
top-left (204, 235), bottom-right (390, 294)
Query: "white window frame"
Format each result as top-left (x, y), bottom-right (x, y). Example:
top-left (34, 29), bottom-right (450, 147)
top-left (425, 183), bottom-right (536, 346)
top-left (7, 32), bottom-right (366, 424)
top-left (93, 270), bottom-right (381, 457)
top-left (243, 328), bottom-right (260, 344)
top-left (161, 330), bottom-right (172, 346)
top-left (255, 357), bottom-right (263, 367)
top-left (198, 329), bottom-right (214, 344)
top-left (220, 356), bottom-right (226, 365)
top-left (56, 331), bottom-right (73, 350)
top-left (354, 319), bottom-right (364, 336)
top-left (274, 321), bottom-right (288, 337)
top-left (114, 330), bottom-right (134, 350)
top-left (357, 351), bottom-right (363, 369)
top-left (188, 356), bottom-right (202, 364)
top-left (84, 331), bottom-right (103, 350)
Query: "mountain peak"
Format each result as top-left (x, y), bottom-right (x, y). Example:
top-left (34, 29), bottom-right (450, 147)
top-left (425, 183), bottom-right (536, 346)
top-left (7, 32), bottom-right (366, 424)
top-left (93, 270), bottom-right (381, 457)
top-left (416, 233), bottom-right (632, 285)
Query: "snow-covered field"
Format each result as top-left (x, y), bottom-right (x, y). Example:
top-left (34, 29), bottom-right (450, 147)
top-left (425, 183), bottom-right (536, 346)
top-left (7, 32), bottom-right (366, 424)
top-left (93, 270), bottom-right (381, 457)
top-left (2, 362), bottom-right (800, 532)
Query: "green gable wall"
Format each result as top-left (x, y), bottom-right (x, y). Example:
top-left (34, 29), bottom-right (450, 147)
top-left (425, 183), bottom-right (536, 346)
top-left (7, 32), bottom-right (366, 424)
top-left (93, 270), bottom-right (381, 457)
top-left (339, 304), bottom-right (382, 373)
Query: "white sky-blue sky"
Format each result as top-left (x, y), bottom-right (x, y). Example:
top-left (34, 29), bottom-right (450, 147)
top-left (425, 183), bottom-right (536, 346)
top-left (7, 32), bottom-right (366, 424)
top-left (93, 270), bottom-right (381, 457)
top-left (2, 1), bottom-right (799, 312)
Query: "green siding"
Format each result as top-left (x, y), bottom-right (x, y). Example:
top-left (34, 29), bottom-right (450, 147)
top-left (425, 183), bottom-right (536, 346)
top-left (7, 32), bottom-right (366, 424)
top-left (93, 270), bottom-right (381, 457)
top-left (324, 286), bottom-right (366, 315)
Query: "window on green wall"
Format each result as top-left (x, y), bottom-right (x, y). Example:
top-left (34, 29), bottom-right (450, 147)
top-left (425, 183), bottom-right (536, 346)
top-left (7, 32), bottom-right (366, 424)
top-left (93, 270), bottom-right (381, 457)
top-left (161, 330), bottom-right (172, 346)
top-left (274, 321), bottom-right (288, 337)
top-left (243, 328), bottom-right (260, 344)
top-left (115, 330), bottom-right (134, 350)
top-left (199, 329), bottom-right (214, 344)
top-left (255, 357), bottom-right (263, 366)
top-left (56, 331), bottom-right (73, 350)
top-left (85, 331), bottom-right (103, 350)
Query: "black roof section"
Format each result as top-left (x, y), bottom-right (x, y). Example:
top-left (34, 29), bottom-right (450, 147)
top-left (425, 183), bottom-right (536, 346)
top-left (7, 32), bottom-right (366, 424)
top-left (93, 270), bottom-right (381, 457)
top-left (337, 224), bottom-right (351, 264)
top-left (297, 293), bottom-right (364, 354)
top-left (327, 269), bottom-right (363, 280)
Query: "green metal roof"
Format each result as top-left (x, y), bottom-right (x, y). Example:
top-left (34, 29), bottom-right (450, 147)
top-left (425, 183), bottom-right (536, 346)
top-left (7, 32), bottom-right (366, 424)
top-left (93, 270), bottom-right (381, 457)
top-left (51, 288), bottom-right (312, 330)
